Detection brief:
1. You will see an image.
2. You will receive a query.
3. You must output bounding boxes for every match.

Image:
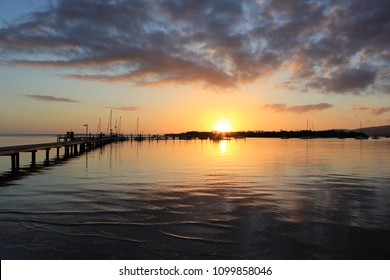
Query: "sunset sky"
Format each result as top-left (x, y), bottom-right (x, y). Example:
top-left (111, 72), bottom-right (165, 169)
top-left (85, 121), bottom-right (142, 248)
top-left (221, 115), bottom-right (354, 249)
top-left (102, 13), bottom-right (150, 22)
top-left (1, 0), bottom-right (390, 134)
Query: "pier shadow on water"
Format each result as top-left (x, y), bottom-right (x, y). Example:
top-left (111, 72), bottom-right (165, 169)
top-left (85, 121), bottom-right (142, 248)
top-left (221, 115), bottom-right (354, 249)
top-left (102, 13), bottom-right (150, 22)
top-left (0, 149), bottom-right (99, 187)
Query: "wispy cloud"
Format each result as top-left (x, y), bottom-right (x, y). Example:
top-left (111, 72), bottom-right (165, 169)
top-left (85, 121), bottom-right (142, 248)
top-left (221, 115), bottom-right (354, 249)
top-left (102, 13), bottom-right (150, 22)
top-left (371, 107), bottom-right (390, 115)
top-left (106, 106), bottom-right (144, 112)
top-left (352, 106), bottom-right (370, 112)
top-left (351, 103), bottom-right (390, 115)
top-left (1, 0), bottom-right (389, 94)
top-left (261, 103), bottom-right (287, 112)
top-left (26, 94), bottom-right (79, 103)
top-left (262, 103), bottom-right (334, 114)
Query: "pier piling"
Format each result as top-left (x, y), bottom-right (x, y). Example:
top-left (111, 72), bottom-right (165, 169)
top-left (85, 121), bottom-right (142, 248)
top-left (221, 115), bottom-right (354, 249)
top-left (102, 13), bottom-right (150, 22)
top-left (45, 148), bottom-right (50, 164)
top-left (31, 151), bottom-right (37, 167)
top-left (11, 153), bottom-right (19, 173)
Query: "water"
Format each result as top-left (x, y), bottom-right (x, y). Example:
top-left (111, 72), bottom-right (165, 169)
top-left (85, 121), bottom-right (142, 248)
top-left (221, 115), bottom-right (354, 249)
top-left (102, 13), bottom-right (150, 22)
top-left (0, 134), bottom-right (57, 146)
top-left (1, 136), bottom-right (390, 259)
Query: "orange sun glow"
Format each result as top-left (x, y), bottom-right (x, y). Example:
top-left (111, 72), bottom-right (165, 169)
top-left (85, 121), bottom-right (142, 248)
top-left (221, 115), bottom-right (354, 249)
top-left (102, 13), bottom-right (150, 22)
top-left (215, 120), bottom-right (232, 132)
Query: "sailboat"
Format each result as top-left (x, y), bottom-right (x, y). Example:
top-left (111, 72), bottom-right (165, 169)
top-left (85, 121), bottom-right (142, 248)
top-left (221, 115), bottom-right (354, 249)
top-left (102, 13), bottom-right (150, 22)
top-left (355, 121), bottom-right (369, 140)
top-left (280, 125), bottom-right (290, 139)
top-left (300, 119), bottom-right (314, 139)
top-left (111, 116), bottom-right (127, 141)
top-left (133, 118), bottom-right (144, 141)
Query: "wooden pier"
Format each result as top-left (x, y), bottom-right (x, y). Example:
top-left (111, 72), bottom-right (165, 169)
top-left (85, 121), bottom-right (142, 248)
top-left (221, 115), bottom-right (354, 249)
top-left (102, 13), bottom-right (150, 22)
top-left (0, 131), bottom-right (234, 174)
top-left (0, 136), bottom-right (112, 174)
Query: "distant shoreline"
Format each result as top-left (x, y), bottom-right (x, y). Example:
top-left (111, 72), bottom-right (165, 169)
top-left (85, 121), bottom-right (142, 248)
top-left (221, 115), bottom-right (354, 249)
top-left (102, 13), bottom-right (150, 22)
top-left (167, 129), bottom-right (372, 139)
top-left (2, 127), bottom-right (390, 139)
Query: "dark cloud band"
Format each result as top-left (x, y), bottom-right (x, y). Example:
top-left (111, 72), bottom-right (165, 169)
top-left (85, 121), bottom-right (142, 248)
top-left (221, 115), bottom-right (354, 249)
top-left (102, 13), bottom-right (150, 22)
top-left (262, 103), bottom-right (334, 113)
top-left (106, 106), bottom-right (144, 112)
top-left (26, 94), bottom-right (79, 103)
top-left (1, 0), bottom-right (389, 94)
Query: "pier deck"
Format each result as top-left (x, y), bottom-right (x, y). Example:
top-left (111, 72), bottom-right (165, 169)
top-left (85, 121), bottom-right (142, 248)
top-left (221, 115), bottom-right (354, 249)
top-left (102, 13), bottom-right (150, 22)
top-left (0, 137), bottom-right (112, 173)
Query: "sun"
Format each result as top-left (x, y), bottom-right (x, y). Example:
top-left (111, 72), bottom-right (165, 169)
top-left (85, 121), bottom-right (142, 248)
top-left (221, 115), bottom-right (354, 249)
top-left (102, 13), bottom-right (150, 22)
top-left (215, 120), bottom-right (232, 133)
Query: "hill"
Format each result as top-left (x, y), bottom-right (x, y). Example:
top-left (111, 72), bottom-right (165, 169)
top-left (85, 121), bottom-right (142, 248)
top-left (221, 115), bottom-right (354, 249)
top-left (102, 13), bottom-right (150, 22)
top-left (353, 125), bottom-right (390, 137)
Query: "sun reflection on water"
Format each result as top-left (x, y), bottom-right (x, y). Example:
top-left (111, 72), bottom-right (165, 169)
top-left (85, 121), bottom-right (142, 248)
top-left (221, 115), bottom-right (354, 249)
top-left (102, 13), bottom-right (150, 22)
top-left (219, 140), bottom-right (228, 154)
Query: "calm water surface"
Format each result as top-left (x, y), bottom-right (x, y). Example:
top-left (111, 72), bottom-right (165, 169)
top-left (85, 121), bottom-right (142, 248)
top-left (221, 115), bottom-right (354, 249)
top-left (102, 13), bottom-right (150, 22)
top-left (1, 136), bottom-right (390, 259)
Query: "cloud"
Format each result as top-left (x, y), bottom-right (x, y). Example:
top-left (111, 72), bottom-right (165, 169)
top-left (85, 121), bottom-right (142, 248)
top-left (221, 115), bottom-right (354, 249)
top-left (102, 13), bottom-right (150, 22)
top-left (262, 103), bottom-right (333, 113)
top-left (0, 0), bottom-right (389, 94)
top-left (262, 103), bottom-right (287, 112)
top-left (26, 94), bottom-right (79, 103)
top-left (371, 107), bottom-right (390, 115)
top-left (352, 106), bottom-right (370, 112)
top-left (106, 106), bottom-right (144, 112)
top-left (306, 68), bottom-right (377, 94)
top-left (351, 102), bottom-right (390, 115)
top-left (288, 103), bottom-right (334, 113)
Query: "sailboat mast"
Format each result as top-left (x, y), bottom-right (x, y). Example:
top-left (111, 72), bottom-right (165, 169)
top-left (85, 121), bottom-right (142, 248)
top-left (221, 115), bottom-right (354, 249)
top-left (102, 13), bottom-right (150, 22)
top-left (118, 116), bottom-right (122, 135)
top-left (109, 110), bottom-right (112, 135)
top-left (106, 110), bottom-right (113, 135)
top-left (97, 118), bottom-right (101, 134)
